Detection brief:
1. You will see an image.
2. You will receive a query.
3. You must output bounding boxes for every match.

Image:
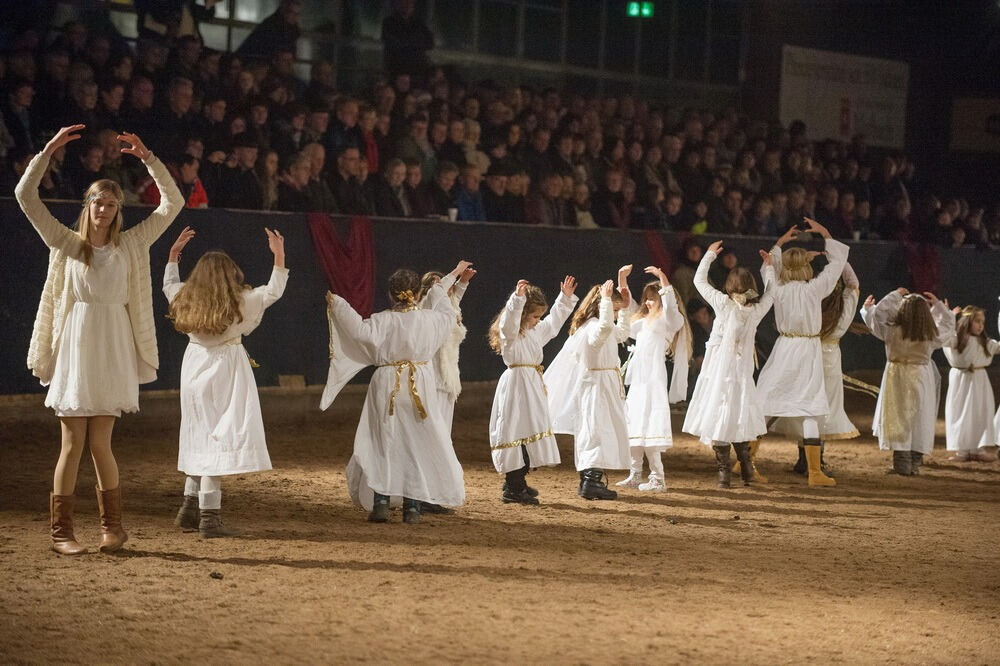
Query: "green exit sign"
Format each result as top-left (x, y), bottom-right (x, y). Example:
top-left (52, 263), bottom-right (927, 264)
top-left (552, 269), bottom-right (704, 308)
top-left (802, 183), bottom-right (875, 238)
top-left (627, 1), bottom-right (654, 17)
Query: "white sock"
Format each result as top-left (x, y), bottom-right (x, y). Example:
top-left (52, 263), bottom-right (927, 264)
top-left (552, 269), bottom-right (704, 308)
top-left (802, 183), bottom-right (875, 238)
top-left (184, 476), bottom-right (200, 497)
top-left (198, 475), bottom-right (222, 510)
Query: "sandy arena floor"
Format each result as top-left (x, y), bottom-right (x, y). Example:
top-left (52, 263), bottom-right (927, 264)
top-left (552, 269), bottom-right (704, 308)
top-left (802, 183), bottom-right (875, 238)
top-left (1, 382), bottom-right (998, 664)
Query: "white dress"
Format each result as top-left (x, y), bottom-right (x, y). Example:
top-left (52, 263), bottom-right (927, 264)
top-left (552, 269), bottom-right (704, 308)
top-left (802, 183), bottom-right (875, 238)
top-left (163, 263), bottom-right (288, 476)
top-left (320, 279), bottom-right (464, 510)
top-left (772, 262), bottom-right (861, 439)
top-left (861, 291), bottom-right (955, 453)
top-left (624, 286), bottom-right (685, 449)
top-left (756, 238), bottom-right (849, 417)
top-left (46, 245), bottom-right (138, 417)
top-left (422, 280), bottom-right (467, 434)
top-left (545, 295), bottom-right (631, 471)
top-left (681, 249), bottom-right (776, 445)
top-left (489, 290), bottom-right (578, 474)
top-left (943, 337), bottom-right (999, 452)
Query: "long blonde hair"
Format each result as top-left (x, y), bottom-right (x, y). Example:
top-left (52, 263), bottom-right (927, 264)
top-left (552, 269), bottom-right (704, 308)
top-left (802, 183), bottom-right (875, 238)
top-left (487, 285), bottom-right (548, 353)
top-left (632, 281), bottom-right (692, 358)
top-left (570, 284), bottom-right (623, 334)
top-left (891, 294), bottom-right (938, 342)
top-left (955, 305), bottom-right (988, 354)
top-left (169, 251), bottom-right (250, 335)
top-left (779, 247), bottom-right (814, 282)
top-left (819, 277), bottom-right (846, 340)
top-left (75, 179), bottom-right (124, 266)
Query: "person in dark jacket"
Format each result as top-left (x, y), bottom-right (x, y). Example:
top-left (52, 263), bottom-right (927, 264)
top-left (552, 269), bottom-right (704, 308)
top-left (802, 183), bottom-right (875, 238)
top-left (369, 157), bottom-right (411, 217)
top-left (236, 0), bottom-right (301, 60)
top-left (327, 146), bottom-right (373, 215)
top-left (381, 0), bottom-right (434, 80)
top-left (210, 132), bottom-right (263, 209)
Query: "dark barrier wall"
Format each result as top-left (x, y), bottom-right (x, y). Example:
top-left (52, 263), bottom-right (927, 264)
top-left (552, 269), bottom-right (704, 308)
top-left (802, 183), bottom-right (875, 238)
top-left (4, 199), bottom-right (1000, 395)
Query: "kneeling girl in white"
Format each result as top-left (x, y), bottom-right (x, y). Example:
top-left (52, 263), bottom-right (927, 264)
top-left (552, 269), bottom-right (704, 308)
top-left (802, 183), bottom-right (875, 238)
top-left (163, 226), bottom-right (289, 537)
top-left (618, 266), bottom-right (690, 492)
top-left (943, 306), bottom-right (999, 462)
top-left (487, 276), bottom-right (578, 505)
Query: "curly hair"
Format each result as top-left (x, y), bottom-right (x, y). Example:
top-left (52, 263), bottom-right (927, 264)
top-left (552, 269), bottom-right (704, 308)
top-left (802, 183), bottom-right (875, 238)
top-left (487, 285), bottom-right (548, 353)
top-left (169, 251), bottom-right (250, 335)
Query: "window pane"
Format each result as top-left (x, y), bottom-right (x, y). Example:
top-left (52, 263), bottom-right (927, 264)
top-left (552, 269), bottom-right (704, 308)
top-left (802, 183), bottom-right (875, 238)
top-left (206, 0), bottom-right (229, 20)
top-left (566, 0), bottom-right (600, 68)
top-left (233, 0), bottom-right (280, 24)
top-left (675, 0), bottom-right (707, 81)
top-left (639, 4), bottom-right (671, 77)
top-left (480, 1), bottom-right (518, 57)
top-left (605, 3), bottom-right (638, 72)
top-left (432, 0), bottom-right (475, 51)
top-left (231, 27), bottom-right (252, 52)
top-left (109, 9), bottom-right (138, 39)
top-left (200, 22), bottom-right (229, 51)
top-left (523, 7), bottom-right (562, 62)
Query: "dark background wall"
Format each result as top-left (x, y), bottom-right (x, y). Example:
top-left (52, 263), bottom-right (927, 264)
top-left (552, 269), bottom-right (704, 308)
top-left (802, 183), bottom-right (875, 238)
top-left (4, 200), bottom-right (1000, 395)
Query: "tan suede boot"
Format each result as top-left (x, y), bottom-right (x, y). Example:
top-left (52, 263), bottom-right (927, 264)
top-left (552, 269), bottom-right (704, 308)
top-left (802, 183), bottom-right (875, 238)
top-left (804, 441), bottom-right (836, 487)
top-left (95, 486), bottom-right (129, 552)
top-left (747, 440), bottom-right (769, 483)
top-left (50, 493), bottom-right (87, 555)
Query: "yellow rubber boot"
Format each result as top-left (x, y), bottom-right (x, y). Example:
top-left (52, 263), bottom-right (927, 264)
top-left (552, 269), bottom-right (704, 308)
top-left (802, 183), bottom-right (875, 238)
top-left (804, 443), bottom-right (836, 487)
top-left (748, 440), bottom-right (769, 483)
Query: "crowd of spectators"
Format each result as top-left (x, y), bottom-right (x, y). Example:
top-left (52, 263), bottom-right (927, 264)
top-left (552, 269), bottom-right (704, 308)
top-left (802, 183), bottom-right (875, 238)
top-left (2, 0), bottom-right (999, 251)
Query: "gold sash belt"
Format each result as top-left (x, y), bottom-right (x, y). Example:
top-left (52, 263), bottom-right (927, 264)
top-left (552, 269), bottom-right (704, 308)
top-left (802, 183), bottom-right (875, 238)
top-left (377, 361), bottom-right (429, 419)
top-left (509, 363), bottom-right (546, 394)
top-left (780, 332), bottom-right (820, 339)
top-left (588, 366), bottom-right (626, 399)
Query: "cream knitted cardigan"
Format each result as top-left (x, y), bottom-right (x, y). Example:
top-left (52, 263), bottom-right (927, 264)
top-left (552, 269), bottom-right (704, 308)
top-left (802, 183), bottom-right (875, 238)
top-left (16, 151), bottom-right (184, 385)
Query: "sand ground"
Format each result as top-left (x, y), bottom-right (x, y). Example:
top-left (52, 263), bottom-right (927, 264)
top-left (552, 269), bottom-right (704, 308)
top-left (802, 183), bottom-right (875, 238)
top-left (1, 382), bottom-right (998, 665)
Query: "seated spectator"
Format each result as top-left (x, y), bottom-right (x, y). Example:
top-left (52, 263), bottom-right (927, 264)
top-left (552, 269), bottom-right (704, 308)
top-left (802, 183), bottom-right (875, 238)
top-left (368, 157), bottom-right (411, 217)
top-left (482, 162), bottom-right (512, 223)
top-left (504, 166), bottom-right (529, 224)
top-left (419, 160), bottom-right (459, 217)
top-left (154, 76), bottom-right (199, 157)
top-left (438, 118), bottom-right (467, 168)
top-left (210, 132), bottom-right (263, 210)
top-left (328, 97), bottom-right (362, 156)
top-left (747, 194), bottom-right (777, 236)
top-left (301, 142), bottom-right (337, 213)
top-left (454, 163), bottom-right (486, 222)
top-left (462, 118), bottom-right (491, 173)
top-left (663, 191), bottom-right (684, 230)
top-left (403, 158), bottom-right (432, 217)
top-left (548, 130), bottom-right (575, 178)
top-left (591, 167), bottom-right (631, 229)
top-left (396, 112), bottom-right (437, 183)
top-left (122, 74), bottom-right (156, 139)
top-left (525, 171), bottom-right (569, 226)
top-left (708, 185), bottom-right (747, 234)
top-left (357, 104), bottom-right (380, 175)
top-left (197, 92), bottom-right (231, 155)
top-left (276, 152), bottom-right (314, 212)
top-left (758, 147), bottom-right (784, 196)
top-left (142, 153), bottom-right (208, 209)
top-left (671, 239), bottom-right (702, 315)
top-left (96, 129), bottom-right (140, 204)
top-left (272, 102), bottom-right (310, 161)
top-left (255, 148), bottom-right (280, 210)
top-left (65, 141), bottom-right (105, 199)
top-left (328, 146), bottom-right (373, 215)
top-left (3, 79), bottom-right (37, 154)
top-left (247, 96), bottom-right (273, 152)
top-left (95, 79), bottom-right (126, 132)
top-left (814, 182), bottom-right (848, 237)
top-left (572, 182), bottom-right (597, 229)
top-left (522, 127), bottom-right (552, 182)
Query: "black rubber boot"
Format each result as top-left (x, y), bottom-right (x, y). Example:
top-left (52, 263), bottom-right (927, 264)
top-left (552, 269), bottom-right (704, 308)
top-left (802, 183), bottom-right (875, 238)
top-left (578, 470), bottom-right (586, 494)
top-left (909, 451), bottom-right (923, 475)
top-left (891, 451), bottom-right (912, 476)
top-left (502, 467), bottom-right (539, 505)
top-left (732, 442), bottom-right (753, 487)
top-left (579, 468), bottom-right (618, 500)
top-left (793, 444), bottom-right (807, 475)
top-left (368, 492), bottom-right (390, 523)
top-left (402, 497), bottom-right (421, 524)
top-left (820, 442), bottom-right (835, 477)
top-left (713, 445), bottom-right (732, 488)
top-left (420, 502), bottom-right (455, 514)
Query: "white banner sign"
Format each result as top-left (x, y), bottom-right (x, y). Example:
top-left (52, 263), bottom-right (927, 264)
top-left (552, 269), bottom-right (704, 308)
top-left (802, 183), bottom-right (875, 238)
top-left (779, 45), bottom-right (909, 149)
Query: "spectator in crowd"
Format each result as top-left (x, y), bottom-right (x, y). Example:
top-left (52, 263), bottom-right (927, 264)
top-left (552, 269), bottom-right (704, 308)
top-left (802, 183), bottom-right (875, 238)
top-left (276, 151), bottom-right (313, 212)
top-left (328, 146), bottom-right (372, 215)
top-left (572, 182), bottom-right (597, 229)
top-left (438, 118), bottom-right (466, 168)
top-left (142, 153), bottom-right (208, 208)
top-left (65, 140), bottom-right (104, 199)
top-left (211, 132), bottom-right (263, 209)
top-left (525, 171), bottom-right (569, 226)
top-left (396, 112), bottom-right (436, 183)
top-left (454, 163), bottom-right (486, 222)
top-left (368, 157), bottom-right (410, 217)
top-left (197, 92), bottom-right (229, 154)
top-left (481, 163), bottom-right (515, 223)
top-left (273, 101), bottom-right (310, 158)
top-left (255, 148), bottom-right (280, 210)
top-left (96, 79), bottom-right (126, 132)
top-left (4, 79), bottom-right (37, 153)
top-left (421, 159), bottom-right (458, 217)
top-left (747, 193), bottom-right (777, 237)
top-left (236, 0), bottom-right (301, 60)
top-left (381, 0), bottom-right (435, 81)
top-left (671, 238), bottom-right (702, 308)
top-left (591, 167), bottom-right (631, 229)
top-left (302, 142), bottom-right (337, 213)
top-left (663, 191), bottom-right (684, 230)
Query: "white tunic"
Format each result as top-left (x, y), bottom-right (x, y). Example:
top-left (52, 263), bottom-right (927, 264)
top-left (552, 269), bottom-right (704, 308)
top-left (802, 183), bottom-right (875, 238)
top-left (772, 262), bottom-right (861, 439)
top-left (421, 281), bottom-right (467, 433)
top-left (489, 290), bottom-right (578, 474)
top-left (46, 245), bottom-right (138, 417)
top-left (756, 238), bottom-right (849, 417)
top-left (546, 296), bottom-right (631, 471)
top-left (163, 262), bottom-right (288, 476)
top-left (624, 286), bottom-right (685, 449)
top-left (861, 291), bottom-right (955, 453)
top-left (320, 279), bottom-right (464, 509)
top-left (681, 250), bottom-right (775, 445)
top-left (943, 337), bottom-right (999, 451)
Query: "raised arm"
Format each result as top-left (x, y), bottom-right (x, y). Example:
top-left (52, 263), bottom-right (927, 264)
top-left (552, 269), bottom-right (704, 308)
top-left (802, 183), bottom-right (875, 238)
top-left (749, 263), bottom-right (777, 326)
top-left (14, 125), bottom-right (85, 253)
top-left (801, 218), bottom-right (849, 298)
top-left (452, 265), bottom-right (476, 305)
top-left (586, 280), bottom-right (617, 348)
top-left (499, 282), bottom-right (528, 344)
top-left (694, 241), bottom-right (729, 312)
top-left (121, 132), bottom-right (184, 246)
top-left (925, 293), bottom-right (956, 349)
top-left (252, 228), bottom-right (289, 309)
top-left (534, 276), bottom-right (579, 343)
top-left (162, 225), bottom-right (196, 303)
top-left (765, 226), bottom-right (799, 287)
top-left (861, 289), bottom-right (904, 341)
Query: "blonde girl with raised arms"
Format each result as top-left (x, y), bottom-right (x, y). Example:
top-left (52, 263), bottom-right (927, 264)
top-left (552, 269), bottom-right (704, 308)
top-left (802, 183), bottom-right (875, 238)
top-left (163, 226), bottom-right (289, 537)
top-left (16, 124), bottom-right (183, 555)
top-left (681, 241), bottom-right (776, 487)
top-left (618, 266), bottom-right (690, 492)
top-left (861, 288), bottom-right (955, 475)
top-left (487, 275), bottom-right (579, 505)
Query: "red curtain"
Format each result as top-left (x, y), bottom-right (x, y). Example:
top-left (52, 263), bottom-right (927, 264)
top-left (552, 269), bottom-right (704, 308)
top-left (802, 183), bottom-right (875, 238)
top-left (644, 230), bottom-right (675, 275)
top-left (307, 213), bottom-right (376, 317)
top-left (901, 241), bottom-right (940, 294)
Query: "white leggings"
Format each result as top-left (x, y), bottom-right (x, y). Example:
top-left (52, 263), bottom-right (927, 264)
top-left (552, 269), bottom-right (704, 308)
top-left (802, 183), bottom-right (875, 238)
top-left (629, 446), bottom-right (665, 481)
top-left (798, 416), bottom-right (820, 441)
top-left (183, 475), bottom-right (222, 510)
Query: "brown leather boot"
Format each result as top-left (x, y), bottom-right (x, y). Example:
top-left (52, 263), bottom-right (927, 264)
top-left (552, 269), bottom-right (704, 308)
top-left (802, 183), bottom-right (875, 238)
top-left (95, 486), bottom-right (129, 553)
top-left (50, 493), bottom-right (87, 555)
top-left (732, 442), bottom-right (753, 487)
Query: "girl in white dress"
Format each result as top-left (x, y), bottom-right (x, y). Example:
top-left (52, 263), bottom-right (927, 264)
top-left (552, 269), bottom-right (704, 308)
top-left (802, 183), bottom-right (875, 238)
top-left (681, 241), bottom-right (776, 487)
top-left (756, 218), bottom-right (849, 487)
top-left (772, 260), bottom-right (861, 474)
top-left (860, 289), bottom-right (955, 475)
top-left (618, 267), bottom-right (690, 492)
top-left (17, 125), bottom-right (183, 555)
top-left (321, 261), bottom-right (471, 524)
top-left (545, 266), bottom-right (633, 500)
top-left (943, 306), bottom-right (999, 462)
top-left (487, 275), bottom-right (579, 505)
top-left (163, 226), bottom-right (289, 537)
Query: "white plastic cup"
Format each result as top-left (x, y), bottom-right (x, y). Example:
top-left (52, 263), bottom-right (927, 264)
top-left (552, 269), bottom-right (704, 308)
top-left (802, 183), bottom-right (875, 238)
top-left (852, 230), bottom-right (861, 241)
top-left (447, 207), bottom-right (458, 222)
